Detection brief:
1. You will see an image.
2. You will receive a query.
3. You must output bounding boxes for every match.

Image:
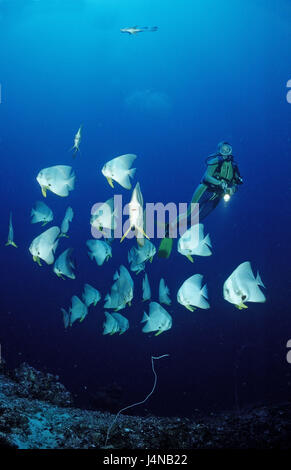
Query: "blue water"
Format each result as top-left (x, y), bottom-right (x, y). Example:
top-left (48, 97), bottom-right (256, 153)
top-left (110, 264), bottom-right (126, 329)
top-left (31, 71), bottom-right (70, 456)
top-left (0, 0), bottom-right (291, 416)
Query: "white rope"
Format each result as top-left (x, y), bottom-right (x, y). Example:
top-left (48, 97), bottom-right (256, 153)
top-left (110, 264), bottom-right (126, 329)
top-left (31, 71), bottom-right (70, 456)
top-left (105, 354), bottom-right (169, 446)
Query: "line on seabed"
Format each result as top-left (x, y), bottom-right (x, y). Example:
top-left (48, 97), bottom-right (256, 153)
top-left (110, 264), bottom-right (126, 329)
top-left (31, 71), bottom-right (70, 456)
top-left (105, 354), bottom-right (170, 446)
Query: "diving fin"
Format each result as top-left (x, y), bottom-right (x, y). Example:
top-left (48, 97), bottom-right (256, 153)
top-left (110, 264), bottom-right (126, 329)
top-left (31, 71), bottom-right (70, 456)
top-left (158, 237), bottom-right (173, 259)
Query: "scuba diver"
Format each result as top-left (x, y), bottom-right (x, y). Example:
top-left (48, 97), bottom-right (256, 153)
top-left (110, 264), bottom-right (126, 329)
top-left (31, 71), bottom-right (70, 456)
top-left (158, 141), bottom-right (243, 258)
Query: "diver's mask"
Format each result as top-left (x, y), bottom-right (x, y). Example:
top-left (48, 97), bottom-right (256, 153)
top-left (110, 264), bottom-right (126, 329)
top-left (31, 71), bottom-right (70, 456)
top-left (217, 141), bottom-right (232, 157)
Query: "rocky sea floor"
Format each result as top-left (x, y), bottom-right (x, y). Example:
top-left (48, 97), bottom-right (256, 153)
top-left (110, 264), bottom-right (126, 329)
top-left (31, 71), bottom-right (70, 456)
top-left (0, 361), bottom-right (290, 450)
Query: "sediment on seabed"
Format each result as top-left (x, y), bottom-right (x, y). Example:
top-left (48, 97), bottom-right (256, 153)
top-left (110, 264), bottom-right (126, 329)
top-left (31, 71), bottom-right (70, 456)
top-left (0, 361), bottom-right (290, 449)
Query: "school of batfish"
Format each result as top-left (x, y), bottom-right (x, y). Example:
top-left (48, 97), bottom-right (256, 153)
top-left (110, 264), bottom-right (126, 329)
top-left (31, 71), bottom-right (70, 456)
top-left (5, 130), bottom-right (266, 336)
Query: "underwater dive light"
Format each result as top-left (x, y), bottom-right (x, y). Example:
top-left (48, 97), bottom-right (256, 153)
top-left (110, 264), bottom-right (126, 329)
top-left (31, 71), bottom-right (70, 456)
top-left (223, 193), bottom-right (231, 202)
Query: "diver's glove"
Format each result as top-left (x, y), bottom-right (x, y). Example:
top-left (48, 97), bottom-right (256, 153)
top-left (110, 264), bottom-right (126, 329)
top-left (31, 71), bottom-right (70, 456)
top-left (220, 181), bottom-right (228, 192)
top-left (229, 185), bottom-right (237, 196)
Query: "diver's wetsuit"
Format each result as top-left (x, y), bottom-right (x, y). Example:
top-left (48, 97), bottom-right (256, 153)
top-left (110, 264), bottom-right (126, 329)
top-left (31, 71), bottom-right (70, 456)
top-left (188, 154), bottom-right (243, 222)
top-left (158, 153), bottom-right (243, 258)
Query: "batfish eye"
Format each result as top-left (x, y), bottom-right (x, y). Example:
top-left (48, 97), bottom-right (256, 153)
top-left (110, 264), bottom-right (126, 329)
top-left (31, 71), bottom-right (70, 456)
top-left (242, 294), bottom-right (246, 301)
